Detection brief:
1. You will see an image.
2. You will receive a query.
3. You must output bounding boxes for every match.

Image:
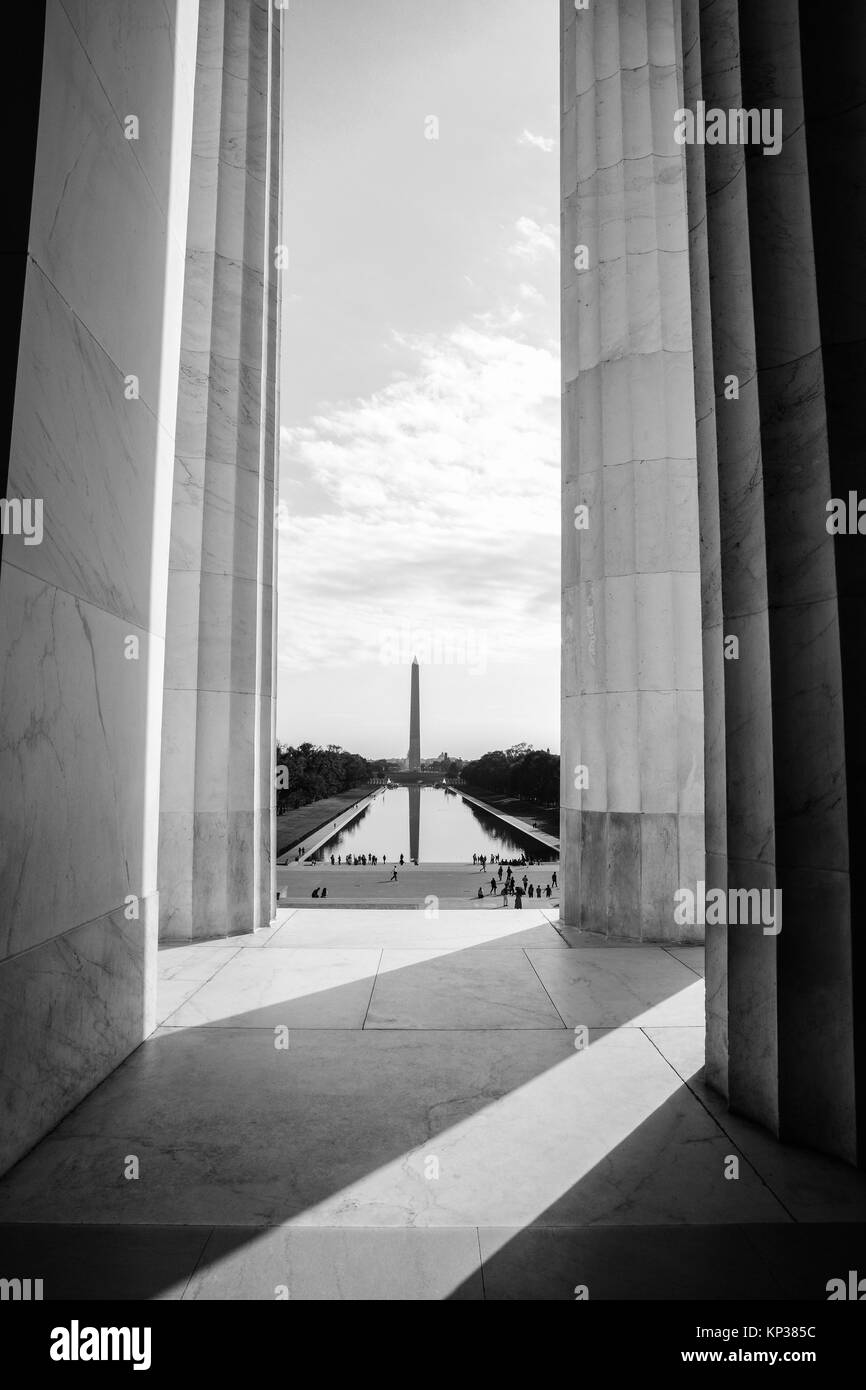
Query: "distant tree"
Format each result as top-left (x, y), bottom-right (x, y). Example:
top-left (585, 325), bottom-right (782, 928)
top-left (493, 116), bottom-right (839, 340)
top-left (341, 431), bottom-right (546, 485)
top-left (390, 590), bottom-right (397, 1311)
top-left (274, 741), bottom-right (377, 812)
top-left (462, 747), bottom-right (559, 805)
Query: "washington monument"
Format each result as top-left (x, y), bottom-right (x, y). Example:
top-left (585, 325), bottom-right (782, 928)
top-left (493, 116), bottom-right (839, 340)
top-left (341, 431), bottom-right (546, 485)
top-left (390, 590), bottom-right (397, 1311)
top-left (407, 656), bottom-right (421, 770)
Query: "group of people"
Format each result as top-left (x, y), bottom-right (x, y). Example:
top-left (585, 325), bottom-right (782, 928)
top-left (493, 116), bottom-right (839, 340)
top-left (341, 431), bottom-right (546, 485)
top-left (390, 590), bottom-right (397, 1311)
top-left (476, 865), bottom-right (558, 906)
top-left (471, 852), bottom-right (547, 868)
top-left (326, 850), bottom-right (419, 861)
top-left (304, 844), bottom-right (559, 902)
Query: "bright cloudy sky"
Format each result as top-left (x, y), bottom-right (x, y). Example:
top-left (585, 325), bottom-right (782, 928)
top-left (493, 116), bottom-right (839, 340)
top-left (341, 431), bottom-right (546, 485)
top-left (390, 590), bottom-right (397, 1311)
top-left (278, 0), bottom-right (560, 760)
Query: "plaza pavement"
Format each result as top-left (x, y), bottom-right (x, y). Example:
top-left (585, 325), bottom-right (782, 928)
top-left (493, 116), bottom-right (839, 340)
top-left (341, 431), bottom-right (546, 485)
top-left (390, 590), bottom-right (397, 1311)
top-left (277, 861), bottom-right (560, 908)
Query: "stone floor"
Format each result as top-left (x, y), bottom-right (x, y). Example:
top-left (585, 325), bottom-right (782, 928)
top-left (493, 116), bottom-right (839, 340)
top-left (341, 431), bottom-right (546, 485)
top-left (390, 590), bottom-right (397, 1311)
top-left (1, 907), bottom-right (864, 1299)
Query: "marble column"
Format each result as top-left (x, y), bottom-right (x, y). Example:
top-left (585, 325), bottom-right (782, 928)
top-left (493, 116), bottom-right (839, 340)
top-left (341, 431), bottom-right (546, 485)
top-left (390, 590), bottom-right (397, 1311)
top-left (681, 0), bottom-right (728, 1091)
top-left (560, 0), bottom-right (705, 941)
top-left (687, 0), bottom-right (857, 1162)
top-left (158, 0), bottom-right (282, 941)
top-left (0, 0), bottom-right (200, 1173)
top-left (799, 0), bottom-right (866, 1168)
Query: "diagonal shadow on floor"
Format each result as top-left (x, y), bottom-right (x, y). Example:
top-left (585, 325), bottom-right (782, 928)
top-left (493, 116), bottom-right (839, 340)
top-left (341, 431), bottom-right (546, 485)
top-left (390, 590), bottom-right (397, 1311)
top-left (0, 912), bottom-right (863, 1299)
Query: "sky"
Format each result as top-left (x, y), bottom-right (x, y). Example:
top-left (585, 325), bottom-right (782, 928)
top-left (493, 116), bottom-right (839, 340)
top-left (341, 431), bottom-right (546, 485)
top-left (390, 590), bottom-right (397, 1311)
top-left (278, 0), bottom-right (560, 761)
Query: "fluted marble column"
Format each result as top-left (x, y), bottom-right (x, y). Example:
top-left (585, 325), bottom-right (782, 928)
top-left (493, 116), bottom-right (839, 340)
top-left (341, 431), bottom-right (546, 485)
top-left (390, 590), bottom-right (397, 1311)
top-left (687, 0), bottom-right (857, 1162)
top-left (682, 0), bottom-right (727, 1092)
top-left (800, 0), bottom-right (866, 1169)
top-left (560, 0), bottom-right (705, 940)
top-left (158, 0), bottom-right (281, 940)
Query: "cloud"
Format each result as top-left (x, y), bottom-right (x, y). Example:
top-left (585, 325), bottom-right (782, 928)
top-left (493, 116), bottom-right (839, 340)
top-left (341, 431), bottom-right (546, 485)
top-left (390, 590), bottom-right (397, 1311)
top-left (518, 281), bottom-right (545, 304)
top-left (518, 129), bottom-right (555, 153)
top-left (279, 322), bottom-right (560, 673)
top-left (508, 216), bottom-right (558, 263)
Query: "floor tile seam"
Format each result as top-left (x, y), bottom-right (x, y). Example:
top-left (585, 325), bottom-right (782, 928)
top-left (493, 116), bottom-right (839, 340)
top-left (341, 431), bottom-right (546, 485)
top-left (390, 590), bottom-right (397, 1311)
top-left (520, 949), bottom-right (570, 1028)
top-left (659, 944), bottom-right (705, 978)
top-left (178, 1226), bottom-right (218, 1300)
top-left (360, 949), bottom-right (384, 1029)
top-left (638, 1026), bottom-right (799, 1223)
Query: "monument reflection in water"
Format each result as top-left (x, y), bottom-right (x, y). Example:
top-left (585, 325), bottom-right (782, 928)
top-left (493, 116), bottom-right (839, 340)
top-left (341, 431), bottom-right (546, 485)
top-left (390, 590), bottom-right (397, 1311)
top-left (310, 786), bottom-right (556, 863)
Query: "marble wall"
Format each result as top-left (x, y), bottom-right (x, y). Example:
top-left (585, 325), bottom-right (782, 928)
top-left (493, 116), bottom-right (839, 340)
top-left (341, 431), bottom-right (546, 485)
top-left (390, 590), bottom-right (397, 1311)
top-left (0, 0), bottom-right (200, 1175)
top-left (158, 0), bottom-right (281, 942)
top-left (560, 0), bottom-right (705, 942)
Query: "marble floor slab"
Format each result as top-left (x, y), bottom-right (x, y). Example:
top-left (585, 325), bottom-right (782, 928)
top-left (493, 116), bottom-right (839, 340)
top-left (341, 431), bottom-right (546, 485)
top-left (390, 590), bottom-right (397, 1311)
top-left (3, 1219), bottom-right (860, 1301)
top-left (183, 1226), bottom-right (484, 1301)
top-left (0, 1026), bottom-right (787, 1228)
top-left (475, 1225), bottom-right (785, 1301)
top-left (525, 947), bottom-right (705, 1027)
top-left (161, 949), bottom-right (382, 1029)
top-left (364, 947), bottom-right (567, 1029)
top-left (266, 908), bottom-right (563, 950)
top-left (156, 945), bottom-right (241, 980)
top-left (0, 1223), bottom-right (208, 1300)
top-left (154, 945), bottom-right (242, 1025)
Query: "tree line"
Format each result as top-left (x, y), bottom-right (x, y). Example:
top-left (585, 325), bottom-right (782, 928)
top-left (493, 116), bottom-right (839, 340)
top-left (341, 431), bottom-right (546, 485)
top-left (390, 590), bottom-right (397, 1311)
top-left (461, 745), bottom-right (559, 805)
top-left (275, 743), bottom-right (390, 813)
